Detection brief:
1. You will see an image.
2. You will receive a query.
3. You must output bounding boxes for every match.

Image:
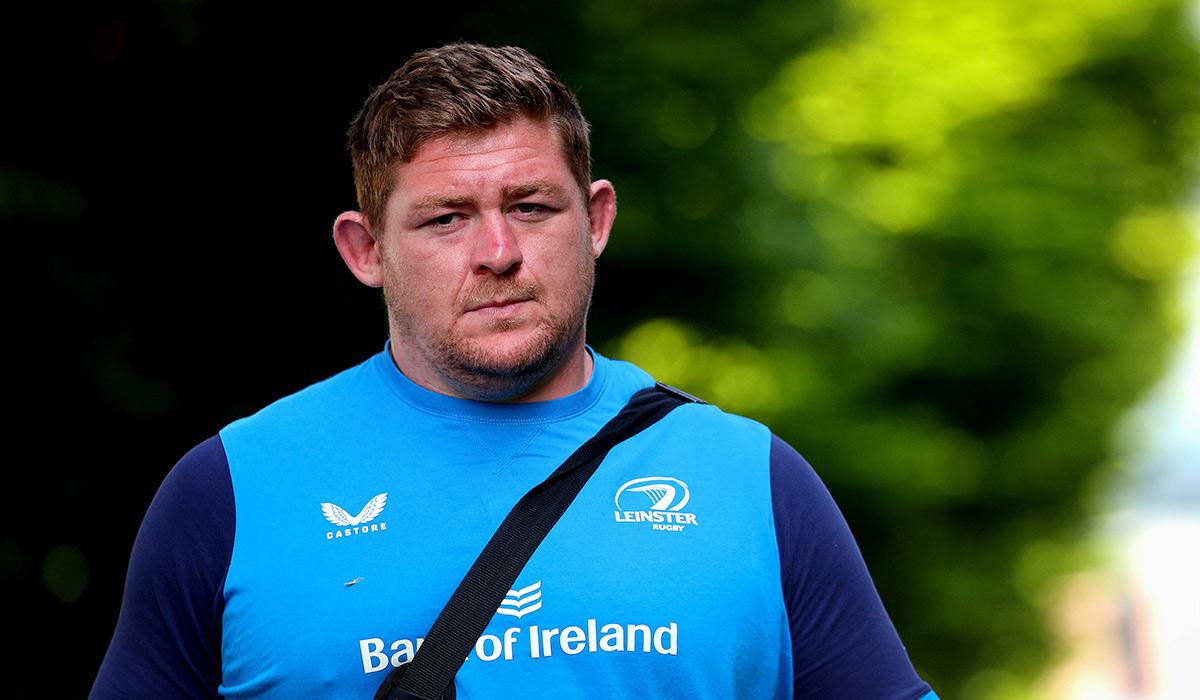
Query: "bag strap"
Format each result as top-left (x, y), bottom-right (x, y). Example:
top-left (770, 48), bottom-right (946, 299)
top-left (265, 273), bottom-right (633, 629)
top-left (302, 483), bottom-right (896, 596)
top-left (374, 382), bottom-right (703, 700)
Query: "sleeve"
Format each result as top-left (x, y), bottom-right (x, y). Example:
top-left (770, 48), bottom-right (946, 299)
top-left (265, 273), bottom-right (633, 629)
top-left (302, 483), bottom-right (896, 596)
top-left (770, 434), bottom-right (936, 700)
top-left (89, 436), bottom-right (234, 700)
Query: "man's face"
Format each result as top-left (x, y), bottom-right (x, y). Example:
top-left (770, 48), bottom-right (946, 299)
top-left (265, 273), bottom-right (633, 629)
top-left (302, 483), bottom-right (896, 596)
top-left (374, 118), bottom-right (612, 401)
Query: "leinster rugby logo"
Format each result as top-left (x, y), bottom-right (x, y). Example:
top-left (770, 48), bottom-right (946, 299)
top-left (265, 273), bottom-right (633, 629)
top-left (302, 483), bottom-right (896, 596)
top-left (322, 493), bottom-right (388, 540)
top-left (613, 477), bottom-right (698, 532)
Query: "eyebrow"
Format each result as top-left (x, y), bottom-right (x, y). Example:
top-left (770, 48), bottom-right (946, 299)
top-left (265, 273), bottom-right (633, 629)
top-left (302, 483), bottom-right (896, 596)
top-left (407, 179), bottom-right (573, 219)
top-left (502, 179), bottom-right (570, 202)
top-left (410, 194), bottom-right (474, 214)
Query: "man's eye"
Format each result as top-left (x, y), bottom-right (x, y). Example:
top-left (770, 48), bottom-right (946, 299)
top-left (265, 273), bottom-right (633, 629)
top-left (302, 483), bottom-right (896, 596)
top-left (426, 213), bottom-right (460, 227)
top-left (513, 203), bottom-right (551, 217)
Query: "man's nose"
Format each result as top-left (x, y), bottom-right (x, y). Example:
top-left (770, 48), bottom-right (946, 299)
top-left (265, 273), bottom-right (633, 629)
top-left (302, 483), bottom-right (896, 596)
top-left (471, 212), bottom-right (523, 275)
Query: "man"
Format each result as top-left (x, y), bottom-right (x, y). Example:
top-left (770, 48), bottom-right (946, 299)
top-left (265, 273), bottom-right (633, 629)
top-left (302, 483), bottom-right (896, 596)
top-left (91, 44), bottom-right (937, 700)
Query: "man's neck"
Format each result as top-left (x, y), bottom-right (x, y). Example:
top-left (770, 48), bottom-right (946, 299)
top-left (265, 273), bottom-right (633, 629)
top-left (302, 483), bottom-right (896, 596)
top-left (388, 340), bottom-right (594, 404)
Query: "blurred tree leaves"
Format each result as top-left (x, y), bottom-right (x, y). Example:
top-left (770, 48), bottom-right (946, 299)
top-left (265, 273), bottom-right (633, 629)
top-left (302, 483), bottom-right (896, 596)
top-left (590, 0), bottom-right (1198, 696)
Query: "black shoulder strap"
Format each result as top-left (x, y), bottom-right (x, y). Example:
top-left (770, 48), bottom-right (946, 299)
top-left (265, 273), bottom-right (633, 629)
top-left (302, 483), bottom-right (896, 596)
top-left (374, 383), bottom-right (703, 700)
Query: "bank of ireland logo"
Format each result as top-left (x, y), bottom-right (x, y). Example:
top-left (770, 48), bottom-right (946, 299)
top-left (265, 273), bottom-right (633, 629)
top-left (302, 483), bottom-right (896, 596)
top-left (613, 477), bottom-right (698, 531)
top-left (497, 580), bottom-right (543, 619)
top-left (357, 575), bottom-right (680, 674)
top-left (322, 493), bottom-right (388, 540)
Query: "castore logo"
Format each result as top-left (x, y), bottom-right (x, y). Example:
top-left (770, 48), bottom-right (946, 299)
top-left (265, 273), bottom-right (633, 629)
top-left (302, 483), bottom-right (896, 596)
top-left (322, 493), bottom-right (388, 540)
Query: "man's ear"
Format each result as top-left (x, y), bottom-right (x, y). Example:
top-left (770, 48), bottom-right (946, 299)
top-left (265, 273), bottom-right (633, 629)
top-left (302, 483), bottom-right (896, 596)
top-left (587, 180), bottom-right (616, 259)
top-left (332, 211), bottom-right (384, 288)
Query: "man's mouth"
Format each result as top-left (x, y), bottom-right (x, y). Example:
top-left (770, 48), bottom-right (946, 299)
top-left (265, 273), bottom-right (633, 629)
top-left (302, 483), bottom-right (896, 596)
top-left (468, 295), bottom-right (533, 311)
top-left (465, 295), bottom-right (536, 320)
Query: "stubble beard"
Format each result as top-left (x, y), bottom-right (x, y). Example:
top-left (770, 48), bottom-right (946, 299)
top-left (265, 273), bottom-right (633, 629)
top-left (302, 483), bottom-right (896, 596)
top-left (385, 262), bottom-right (595, 402)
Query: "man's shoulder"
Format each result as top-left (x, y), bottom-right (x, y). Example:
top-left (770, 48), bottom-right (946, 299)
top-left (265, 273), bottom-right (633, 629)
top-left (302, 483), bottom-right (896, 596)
top-left (221, 352), bottom-right (386, 434)
top-left (602, 352), bottom-right (766, 422)
top-left (598, 354), bottom-right (772, 459)
top-left (666, 396), bottom-right (770, 447)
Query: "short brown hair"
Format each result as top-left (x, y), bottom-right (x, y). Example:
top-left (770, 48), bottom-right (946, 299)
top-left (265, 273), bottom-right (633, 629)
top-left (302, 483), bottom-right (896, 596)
top-left (348, 43), bottom-right (591, 231)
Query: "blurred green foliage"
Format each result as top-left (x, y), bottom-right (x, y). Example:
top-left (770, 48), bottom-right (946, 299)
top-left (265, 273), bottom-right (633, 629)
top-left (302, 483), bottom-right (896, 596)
top-left (582, 0), bottom-right (1199, 696)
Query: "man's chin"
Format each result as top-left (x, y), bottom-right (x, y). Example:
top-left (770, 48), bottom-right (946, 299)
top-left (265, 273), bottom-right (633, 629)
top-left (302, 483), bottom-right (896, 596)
top-left (453, 339), bottom-right (560, 380)
top-left (439, 332), bottom-right (579, 400)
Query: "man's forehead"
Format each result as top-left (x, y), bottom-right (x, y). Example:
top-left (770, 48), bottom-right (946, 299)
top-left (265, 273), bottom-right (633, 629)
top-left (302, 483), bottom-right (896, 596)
top-left (408, 117), bottom-right (560, 163)
top-left (388, 119), bottom-right (575, 202)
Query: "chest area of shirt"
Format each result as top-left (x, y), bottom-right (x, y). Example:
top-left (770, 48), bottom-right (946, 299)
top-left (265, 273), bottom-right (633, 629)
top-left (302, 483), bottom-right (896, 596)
top-left (219, 421), bottom-right (782, 698)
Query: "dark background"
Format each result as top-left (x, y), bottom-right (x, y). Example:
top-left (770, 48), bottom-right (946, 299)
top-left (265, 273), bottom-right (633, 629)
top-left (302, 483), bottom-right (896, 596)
top-left (6, 5), bottom-right (602, 696)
